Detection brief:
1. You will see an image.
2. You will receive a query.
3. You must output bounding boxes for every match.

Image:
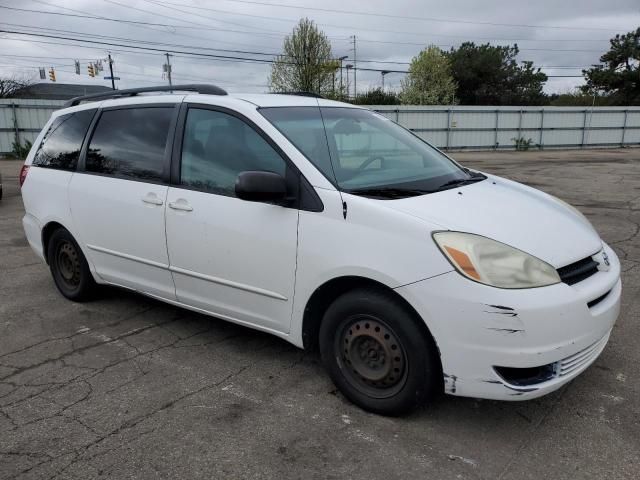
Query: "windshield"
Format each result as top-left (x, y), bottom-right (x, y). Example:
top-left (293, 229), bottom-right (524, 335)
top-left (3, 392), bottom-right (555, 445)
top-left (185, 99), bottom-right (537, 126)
top-left (260, 106), bottom-right (477, 197)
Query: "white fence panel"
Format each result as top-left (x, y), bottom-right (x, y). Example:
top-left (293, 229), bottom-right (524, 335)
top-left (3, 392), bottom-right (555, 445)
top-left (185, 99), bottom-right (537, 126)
top-left (1, 100), bottom-right (640, 154)
top-left (371, 105), bottom-right (640, 151)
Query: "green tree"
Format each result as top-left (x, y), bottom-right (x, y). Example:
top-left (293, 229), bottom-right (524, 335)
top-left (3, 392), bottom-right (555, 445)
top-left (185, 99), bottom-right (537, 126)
top-left (446, 42), bottom-right (547, 105)
top-left (269, 18), bottom-right (337, 95)
top-left (548, 90), bottom-right (612, 107)
top-left (351, 87), bottom-right (400, 105)
top-left (582, 27), bottom-right (640, 105)
top-left (399, 46), bottom-right (457, 104)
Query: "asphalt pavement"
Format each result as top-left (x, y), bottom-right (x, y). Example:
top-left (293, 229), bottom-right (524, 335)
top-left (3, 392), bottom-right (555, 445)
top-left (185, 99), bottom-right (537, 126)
top-left (1, 148), bottom-right (639, 479)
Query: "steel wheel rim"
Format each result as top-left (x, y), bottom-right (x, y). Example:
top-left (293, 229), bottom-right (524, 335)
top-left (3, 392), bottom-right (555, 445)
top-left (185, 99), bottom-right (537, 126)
top-left (57, 241), bottom-right (81, 288)
top-left (336, 315), bottom-right (408, 399)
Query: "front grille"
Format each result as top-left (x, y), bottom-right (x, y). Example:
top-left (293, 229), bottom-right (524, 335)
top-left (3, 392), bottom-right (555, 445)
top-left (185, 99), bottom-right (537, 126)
top-left (558, 334), bottom-right (609, 377)
top-left (557, 255), bottom-right (599, 285)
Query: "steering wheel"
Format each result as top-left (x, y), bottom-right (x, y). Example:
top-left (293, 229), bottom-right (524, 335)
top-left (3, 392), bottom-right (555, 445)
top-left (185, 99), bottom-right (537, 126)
top-left (357, 155), bottom-right (386, 171)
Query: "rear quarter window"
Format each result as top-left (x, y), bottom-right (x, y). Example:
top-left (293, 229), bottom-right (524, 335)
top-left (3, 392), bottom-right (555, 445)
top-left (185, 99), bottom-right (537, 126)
top-left (32, 109), bottom-right (96, 171)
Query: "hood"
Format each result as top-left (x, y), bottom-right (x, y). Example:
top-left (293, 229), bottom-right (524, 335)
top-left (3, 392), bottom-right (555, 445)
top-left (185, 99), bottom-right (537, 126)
top-left (382, 174), bottom-right (602, 268)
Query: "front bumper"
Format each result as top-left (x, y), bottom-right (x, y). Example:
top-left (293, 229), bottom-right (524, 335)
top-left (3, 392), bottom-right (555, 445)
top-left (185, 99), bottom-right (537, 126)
top-left (396, 242), bottom-right (621, 400)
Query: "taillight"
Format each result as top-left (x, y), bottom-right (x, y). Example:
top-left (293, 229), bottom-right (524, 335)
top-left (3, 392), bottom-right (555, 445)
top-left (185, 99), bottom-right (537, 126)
top-left (19, 165), bottom-right (29, 187)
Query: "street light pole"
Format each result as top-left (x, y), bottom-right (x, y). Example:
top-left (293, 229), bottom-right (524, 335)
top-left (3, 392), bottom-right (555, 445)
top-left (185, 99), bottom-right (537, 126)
top-left (345, 64), bottom-right (353, 99)
top-left (381, 70), bottom-right (390, 90)
top-left (338, 55), bottom-right (348, 99)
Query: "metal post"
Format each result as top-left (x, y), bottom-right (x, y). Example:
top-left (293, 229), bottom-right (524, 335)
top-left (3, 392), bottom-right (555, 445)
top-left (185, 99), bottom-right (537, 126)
top-left (581, 109), bottom-right (588, 147)
top-left (517, 109), bottom-right (523, 141)
top-left (446, 109), bottom-right (451, 150)
top-left (395, 109), bottom-right (399, 123)
top-left (352, 35), bottom-right (357, 99)
top-left (11, 103), bottom-right (20, 147)
top-left (539, 109), bottom-right (545, 150)
top-left (494, 110), bottom-right (499, 149)
top-left (621, 110), bottom-right (628, 146)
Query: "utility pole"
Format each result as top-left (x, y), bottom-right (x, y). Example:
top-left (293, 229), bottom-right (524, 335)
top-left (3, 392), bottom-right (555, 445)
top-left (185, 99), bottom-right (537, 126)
top-left (107, 53), bottom-right (115, 90)
top-left (351, 35), bottom-right (357, 99)
top-left (164, 53), bottom-right (173, 89)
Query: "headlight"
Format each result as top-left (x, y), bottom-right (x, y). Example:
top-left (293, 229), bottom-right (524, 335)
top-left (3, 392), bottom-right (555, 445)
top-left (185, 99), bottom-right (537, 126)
top-left (433, 232), bottom-right (560, 289)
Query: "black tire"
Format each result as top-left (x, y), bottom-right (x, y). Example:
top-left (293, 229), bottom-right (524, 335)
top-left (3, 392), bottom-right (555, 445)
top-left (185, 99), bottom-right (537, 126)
top-left (319, 288), bottom-right (441, 415)
top-left (47, 228), bottom-right (96, 301)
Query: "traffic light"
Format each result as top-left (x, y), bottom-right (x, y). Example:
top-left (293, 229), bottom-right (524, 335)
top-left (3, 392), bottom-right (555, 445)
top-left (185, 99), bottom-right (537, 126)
top-left (48, 68), bottom-right (56, 82)
top-left (88, 64), bottom-right (95, 77)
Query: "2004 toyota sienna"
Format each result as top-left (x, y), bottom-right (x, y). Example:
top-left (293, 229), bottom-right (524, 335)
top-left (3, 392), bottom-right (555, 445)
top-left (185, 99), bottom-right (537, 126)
top-left (19, 85), bottom-right (621, 415)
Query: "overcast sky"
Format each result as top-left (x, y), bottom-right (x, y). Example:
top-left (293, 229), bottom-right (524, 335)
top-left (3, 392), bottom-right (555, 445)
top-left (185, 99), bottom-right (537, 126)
top-left (1, 0), bottom-right (639, 95)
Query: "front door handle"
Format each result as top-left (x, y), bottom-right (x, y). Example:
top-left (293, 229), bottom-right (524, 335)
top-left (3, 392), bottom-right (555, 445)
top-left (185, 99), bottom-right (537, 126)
top-left (168, 200), bottom-right (193, 212)
top-left (142, 193), bottom-right (164, 206)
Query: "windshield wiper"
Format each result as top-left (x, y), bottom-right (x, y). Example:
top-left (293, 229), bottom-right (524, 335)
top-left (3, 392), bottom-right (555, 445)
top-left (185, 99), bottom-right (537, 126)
top-left (435, 174), bottom-right (486, 191)
top-left (345, 187), bottom-right (432, 199)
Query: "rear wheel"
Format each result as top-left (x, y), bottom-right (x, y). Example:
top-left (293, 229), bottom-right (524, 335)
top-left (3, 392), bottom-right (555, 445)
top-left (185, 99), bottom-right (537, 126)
top-left (47, 228), bottom-right (96, 301)
top-left (319, 288), bottom-right (441, 415)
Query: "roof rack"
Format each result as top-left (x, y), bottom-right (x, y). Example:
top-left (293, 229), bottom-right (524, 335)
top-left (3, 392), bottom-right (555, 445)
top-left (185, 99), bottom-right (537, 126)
top-left (64, 84), bottom-right (227, 107)
top-left (274, 91), bottom-right (325, 99)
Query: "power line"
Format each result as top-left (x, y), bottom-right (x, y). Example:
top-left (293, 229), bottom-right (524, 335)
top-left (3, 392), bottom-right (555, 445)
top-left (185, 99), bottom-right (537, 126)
top-left (0, 22), bottom-right (281, 56)
top-left (207, 0), bottom-right (622, 31)
top-left (0, 29), bottom-right (355, 71)
top-left (0, 6), bottom-right (286, 38)
top-left (27, 0), bottom-right (288, 50)
top-left (0, 5), bottom-right (611, 53)
top-left (0, 29), bottom-right (590, 79)
top-left (150, 0), bottom-right (614, 41)
top-left (0, 53), bottom-right (594, 72)
top-left (101, 0), bottom-right (284, 35)
top-left (0, 59), bottom-right (271, 88)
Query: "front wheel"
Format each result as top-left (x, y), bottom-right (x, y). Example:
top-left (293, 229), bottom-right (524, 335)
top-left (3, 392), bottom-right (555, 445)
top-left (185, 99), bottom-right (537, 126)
top-left (319, 288), bottom-right (441, 415)
top-left (47, 228), bottom-right (96, 301)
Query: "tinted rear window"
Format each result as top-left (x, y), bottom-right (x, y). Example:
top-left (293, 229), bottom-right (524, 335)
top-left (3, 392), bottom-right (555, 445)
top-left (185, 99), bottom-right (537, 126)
top-left (86, 107), bottom-right (173, 182)
top-left (33, 109), bottom-right (96, 171)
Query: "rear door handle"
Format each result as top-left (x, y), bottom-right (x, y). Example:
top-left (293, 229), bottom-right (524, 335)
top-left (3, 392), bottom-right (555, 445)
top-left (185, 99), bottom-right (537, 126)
top-left (142, 193), bottom-right (164, 206)
top-left (168, 200), bottom-right (193, 212)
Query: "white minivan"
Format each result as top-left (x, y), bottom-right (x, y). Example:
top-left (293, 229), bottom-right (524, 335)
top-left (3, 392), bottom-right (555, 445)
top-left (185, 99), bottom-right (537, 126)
top-left (20, 85), bottom-right (621, 415)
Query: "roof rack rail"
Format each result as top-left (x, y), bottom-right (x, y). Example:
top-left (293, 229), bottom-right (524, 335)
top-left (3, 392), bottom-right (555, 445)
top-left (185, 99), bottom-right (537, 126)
top-left (274, 91), bottom-right (325, 99)
top-left (64, 84), bottom-right (227, 107)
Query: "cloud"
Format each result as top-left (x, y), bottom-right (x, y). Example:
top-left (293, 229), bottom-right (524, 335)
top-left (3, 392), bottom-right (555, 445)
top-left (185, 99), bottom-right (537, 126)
top-left (1, 0), bottom-right (639, 95)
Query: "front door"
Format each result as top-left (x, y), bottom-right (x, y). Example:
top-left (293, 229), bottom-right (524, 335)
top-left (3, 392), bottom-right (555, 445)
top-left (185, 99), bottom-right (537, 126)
top-left (165, 106), bottom-right (299, 333)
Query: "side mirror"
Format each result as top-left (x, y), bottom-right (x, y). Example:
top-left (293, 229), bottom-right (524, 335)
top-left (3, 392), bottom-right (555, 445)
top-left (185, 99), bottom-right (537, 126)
top-left (235, 170), bottom-right (287, 203)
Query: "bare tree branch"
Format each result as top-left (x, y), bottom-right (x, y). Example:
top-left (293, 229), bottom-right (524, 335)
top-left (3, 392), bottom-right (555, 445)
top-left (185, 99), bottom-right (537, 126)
top-left (0, 74), bottom-right (36, 98)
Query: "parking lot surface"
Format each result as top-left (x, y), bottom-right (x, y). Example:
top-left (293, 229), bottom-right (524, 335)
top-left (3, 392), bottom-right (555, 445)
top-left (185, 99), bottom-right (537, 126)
top-left (1, 149), bottom-right (639, 479)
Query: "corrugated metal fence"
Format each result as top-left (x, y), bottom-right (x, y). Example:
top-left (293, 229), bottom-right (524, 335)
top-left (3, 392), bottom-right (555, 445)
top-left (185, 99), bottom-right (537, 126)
top-left (372, 105), bottom-right (640, 150)
top-left (2, 99), bottom-right (640, 154)
top-left (0, 99), bottom-right (66, 154)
